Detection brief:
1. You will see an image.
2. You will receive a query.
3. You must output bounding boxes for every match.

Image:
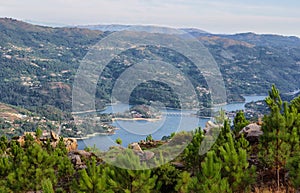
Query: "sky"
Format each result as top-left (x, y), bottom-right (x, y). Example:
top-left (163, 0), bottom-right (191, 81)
top-left (0, 0), bottom-right (300, 37)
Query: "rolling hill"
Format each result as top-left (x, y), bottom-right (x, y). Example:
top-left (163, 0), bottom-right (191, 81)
top-left (0, 18), bottom-right (300, 112)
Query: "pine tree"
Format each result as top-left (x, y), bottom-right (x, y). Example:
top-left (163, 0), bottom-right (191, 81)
top-left (175, 171), bottom-right (190, 193)
top-left (183, 127), bottom-right (205, 174)
top-left (233, 110), bottom-right (249, 136)
top-left (146, 134), bottom-right (153, 142)
top-left (259, 85), bottom-right (292, 190)
top-left (75, 157), bottom-right (112, 193)
top-left (210, 119), bottom-right (232, 152)
top-left (214, 108), bottom-right (228, 125)
top-left (35, 128), bottom-right (43, 139)
top-left (219, 133), bottom-right (256, 192)
top-left (1, 135), bottom-right (74, 192)
top-left (285, 102), bottom-right (300, 154)
top-left (0, 135), bottom-right (8, 154)
top-left (42, 178), bottom-right (55, 193)
top-left (287, 152), bottom-right (300, 190)
top-left (188, 151), bottom-right (231, 193)
top-left (287, 95), bottom-right (300, 190)
top-left (151, 152), bottom-right (181, 193)
top-left (105, 149), bottom-right (157, 193)
top-left (291, 95), bottom-right (300, 112)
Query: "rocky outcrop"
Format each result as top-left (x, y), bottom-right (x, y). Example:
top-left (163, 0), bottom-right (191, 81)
top-left (139, 140), bottom-right (166, 149)
top-left (143, 151), bottom-right (155, 161)
top-left (68, 150), bottom-right (101, 169)
top-left (14, 131), bottom-right (78, 152)
top-left (48, 131), bottom-right (78, 151)
top-left (130, 142), bottom-right (143, 153)
top-left (15, 132), bottom-right (37, 146)
top-left (63, 138), bottom-right (78, 152)
top-left (129, 143), bottom-right (155, 161)
top-left (203, 121), bottom-right (221, 134)
top-left (239, 123), bottom-right (263, 143)
top-left (50, 130), bottom-right (59, 141)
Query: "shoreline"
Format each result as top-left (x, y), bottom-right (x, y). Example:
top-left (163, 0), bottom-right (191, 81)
top-left (75, 131), bottom-right (115, 140)
top-left (74, 95), bottom-right (268, 141)
top-left (75, 117), bottom-right (163, 140)
top-left (112, 117), bottom-right (162, 122)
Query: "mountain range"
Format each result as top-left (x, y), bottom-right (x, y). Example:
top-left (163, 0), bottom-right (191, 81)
top-left (77, 24), bottom-right (209, 34)
top-left (0, 17), bottom-right (300, 111)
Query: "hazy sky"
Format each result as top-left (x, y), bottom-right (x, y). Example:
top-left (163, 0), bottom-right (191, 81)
top-left (0, 0), bottom-right (300, 36)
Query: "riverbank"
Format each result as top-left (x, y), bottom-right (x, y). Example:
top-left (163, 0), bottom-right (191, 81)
top-left (112, 116), bottom-right (162, 122)
top-left (74, 131), bottom-right (117, 140)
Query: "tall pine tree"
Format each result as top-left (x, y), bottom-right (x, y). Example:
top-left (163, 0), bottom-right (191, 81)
top-left (259, 85), bottom-right (291, 190)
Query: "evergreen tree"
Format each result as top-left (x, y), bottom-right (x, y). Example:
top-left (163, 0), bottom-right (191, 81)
top-left (175, 171), bottom-right (190, 193)
top-left (0, 135), bottom-right (8, 154)
top-left (105, 149), bottom-right (157, 193)
top-left (151, 152), bottom-right (181, 193)
top-left (214, 108), bottom-right (228, 125)
top-left (42, 178), bottom-right (55, 193)
top-left (286, 98), bottom-right (300, 190)
top-left (218, 133), bottom-right (256, 192)
top-left (211, 119), bottom-right (232, 152)
top-left (183, 128), bottom-right (205, 174)
top-left (259, 85), bottom-right (292, 190)
top-left (291, 95), bottom-right (300, 112)
top-left (287, 152), bottom-right (300, 190)
top-left (0, 135), bottom-right (74, 192)
top-left (75, 157), bottom-right (112, 193)
top-left (188, 151), bottom-right (231, 193)
top-left (233, 110), bottom-right (249, 136)
top-left (35, 127), bottom-right (43, 139)
top-left (285, 102), bottom-right (300, 154)
top-left (146, 134), bottom-right (153, 142)
top-left (7, 143), bottom-right (57, 191)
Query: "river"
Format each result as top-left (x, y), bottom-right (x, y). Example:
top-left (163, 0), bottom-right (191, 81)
top-left (77, 95), bottom-right (267, 151)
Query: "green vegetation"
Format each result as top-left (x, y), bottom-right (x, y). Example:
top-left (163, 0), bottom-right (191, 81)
top-left (115, 137), bottom-right (122, 145)
top-left (0, 86), bottom-right (299, 192)
top-left (0, 102), bottom-right (115, 139)
top-left (1, 18), bottom-right (300, 113)
top-left (258, 85), bottom-right (300, 191)
top-left (0, 135), bottom-right (75, 192)
top-left (233, 110), bottom-right (250, 136)
top-left (1, 17), bottom-right (300, 192)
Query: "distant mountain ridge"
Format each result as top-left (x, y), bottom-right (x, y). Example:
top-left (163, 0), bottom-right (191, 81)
top-left (1, 17), bottom-right (300, 111)
top-left (76, 24), bottom-right (209, 34)
top-left (221, 32), bottom-right (300, 48)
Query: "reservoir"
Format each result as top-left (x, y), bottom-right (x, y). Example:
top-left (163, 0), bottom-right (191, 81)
top-left (78, 95), bottom-right (267, 151)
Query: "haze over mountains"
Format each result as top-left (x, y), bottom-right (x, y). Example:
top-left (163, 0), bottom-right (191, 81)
top-left (1, 17), bottom-right (300, 111)
top-left (77, 24), bottom-right (209, 34)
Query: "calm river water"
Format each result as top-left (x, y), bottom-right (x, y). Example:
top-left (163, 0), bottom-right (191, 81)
top-left (78, 95), bottom-right (267, 150)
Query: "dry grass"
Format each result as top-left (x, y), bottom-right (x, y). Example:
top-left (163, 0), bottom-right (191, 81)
top-left (0, 103), bottom-right (23, 121)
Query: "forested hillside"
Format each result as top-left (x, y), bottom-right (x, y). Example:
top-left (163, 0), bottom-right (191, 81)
top-left (1, 18), bottom-right (300, 111)
top-left (0, 18), bottom-right (104, 110)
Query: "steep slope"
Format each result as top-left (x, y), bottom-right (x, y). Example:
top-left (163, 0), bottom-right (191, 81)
top-left (198, 35), bottom-right (300, 96)
top-left (0, 18), bottom-right (104, 110)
